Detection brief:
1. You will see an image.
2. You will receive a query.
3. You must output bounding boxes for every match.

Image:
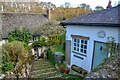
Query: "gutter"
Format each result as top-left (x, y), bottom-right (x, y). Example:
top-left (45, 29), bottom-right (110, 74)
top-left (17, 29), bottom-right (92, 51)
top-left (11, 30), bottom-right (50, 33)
top-left (60, 22), bottom-right (120, 27)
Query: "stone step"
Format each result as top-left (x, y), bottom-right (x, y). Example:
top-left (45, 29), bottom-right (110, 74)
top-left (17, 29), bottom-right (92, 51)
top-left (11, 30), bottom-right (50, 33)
top-left (33, 63), bottom-right (52, 67)
top-left (31, 71), bottom-right (57, 77)
top-left (30, 59), bottom-right (62, 78)
top-left (31, 68), bottom-right (55, 75)
top-left (31, 65), bottom-right (54, 71)
top-left (32, 71), bottom-right (61, 78)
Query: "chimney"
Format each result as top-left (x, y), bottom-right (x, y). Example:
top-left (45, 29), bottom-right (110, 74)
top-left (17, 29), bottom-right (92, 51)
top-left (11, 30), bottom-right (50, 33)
top-left (107, 0), bottom-right (112, 9)
top-left (46, 9), bottom-right (51, 20)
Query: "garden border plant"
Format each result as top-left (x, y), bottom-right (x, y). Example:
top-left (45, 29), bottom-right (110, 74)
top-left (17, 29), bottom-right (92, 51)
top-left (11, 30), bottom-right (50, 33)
top-left (92, 37), bottom-right (120, 78)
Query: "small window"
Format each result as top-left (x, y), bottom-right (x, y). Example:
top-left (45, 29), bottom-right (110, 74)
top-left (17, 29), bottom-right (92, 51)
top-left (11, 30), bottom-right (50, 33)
top-left (73, 38), bottom-right (88, 54)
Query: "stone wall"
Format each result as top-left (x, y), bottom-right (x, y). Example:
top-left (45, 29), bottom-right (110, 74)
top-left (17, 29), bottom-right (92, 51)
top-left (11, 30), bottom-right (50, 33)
top-left (0, 14), bottom-right (2, 41)
top-left (66, 40), bottom-right (71, 66)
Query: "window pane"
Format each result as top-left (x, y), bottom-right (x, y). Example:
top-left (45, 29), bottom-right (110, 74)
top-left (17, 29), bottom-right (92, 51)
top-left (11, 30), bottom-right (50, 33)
top-left (81, 49), bottom-right (83, 52)
top-left (84, 50), bottom-right (86, 53)
top-left (77, 44), bottom-right (79, 47)
top-left (81, 40), bottom-right (84, 43)
top-left (81, 44), bottom-right (83, 48)
top-left (84, 45), bottom-right (87, 49)
top-left (74, 43), bottom-right (76, 46)
top-left (74, 39), bottom-right (76, 42)
top-left (74, 47), bottom-right (76, 50)
top-left (77, 48), bottom-right (79, 51)
top-left (85, 40), bottom-right (87, 44)
top-left (77, 39), bottom-right (79, 43)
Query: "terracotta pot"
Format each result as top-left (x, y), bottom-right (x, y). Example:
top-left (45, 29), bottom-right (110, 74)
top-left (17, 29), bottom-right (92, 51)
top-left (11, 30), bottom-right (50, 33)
top-left (64, 69), bottom-right (70, 74)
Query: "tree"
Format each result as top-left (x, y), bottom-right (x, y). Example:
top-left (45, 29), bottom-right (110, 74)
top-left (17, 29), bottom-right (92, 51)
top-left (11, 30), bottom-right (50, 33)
top-left (78, 3), bottom-right (91, 10)
top-left (79, 3), bottom-right (86, 9)
top-left (94, 6), bottom-right (104, 11)
top-left (8, 27), bottom-right (32, 44)
top-left (60, 2), bottom-right (71, 8)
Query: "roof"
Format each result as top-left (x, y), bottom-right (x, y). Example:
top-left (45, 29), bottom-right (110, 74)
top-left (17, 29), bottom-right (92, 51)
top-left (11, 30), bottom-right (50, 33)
top-left (1, 13), bottom-right (50, 39)
top-left (60, 5), bottom-right (120, 27)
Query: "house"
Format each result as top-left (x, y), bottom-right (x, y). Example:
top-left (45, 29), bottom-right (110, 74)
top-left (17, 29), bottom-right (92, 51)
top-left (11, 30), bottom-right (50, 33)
top-left (60, 5), bottom-right (120, 72)
top-left (0, 7), bottom-right (52, 43)
top-left (0, 10), bottom-right (51, 58)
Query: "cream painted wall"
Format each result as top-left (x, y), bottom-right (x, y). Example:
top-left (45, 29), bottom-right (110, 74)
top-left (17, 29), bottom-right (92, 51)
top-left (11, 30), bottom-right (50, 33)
top-left (0, 40), bottom-right (6, 46)
top-left (66, 25), bottom-right (119, 72)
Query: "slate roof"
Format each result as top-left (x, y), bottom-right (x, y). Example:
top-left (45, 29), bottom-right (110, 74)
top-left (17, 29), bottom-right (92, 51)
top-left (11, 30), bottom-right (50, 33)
top-left (61, 5), bottom-right (120, 27)
top-left (1, 13), bottom-right (50, 39)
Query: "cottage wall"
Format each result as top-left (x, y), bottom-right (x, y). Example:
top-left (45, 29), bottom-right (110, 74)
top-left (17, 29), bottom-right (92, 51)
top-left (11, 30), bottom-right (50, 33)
top-left (118, 28), bottom-right (120, 43)
top-left (66, 25), bottom-right (119, 71)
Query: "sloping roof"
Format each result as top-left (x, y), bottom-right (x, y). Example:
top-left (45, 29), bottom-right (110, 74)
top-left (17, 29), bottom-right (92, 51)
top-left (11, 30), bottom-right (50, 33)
top-left (1, 13), bottom-right (50, 39)
top-left (61, 5), bottom-right (120, 27)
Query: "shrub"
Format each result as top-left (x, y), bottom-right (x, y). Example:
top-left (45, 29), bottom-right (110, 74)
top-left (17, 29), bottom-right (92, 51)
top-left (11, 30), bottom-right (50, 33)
top-left (47, 33), bottom-right (65, 46)
top-left (45, 47), bottom-right (56, 65)
top-left (1, 46), bottom-right (14, 73)
top-left (2, 41), bottom-right (32, 78)
top-left (8, 27), bottom-right (32, 44)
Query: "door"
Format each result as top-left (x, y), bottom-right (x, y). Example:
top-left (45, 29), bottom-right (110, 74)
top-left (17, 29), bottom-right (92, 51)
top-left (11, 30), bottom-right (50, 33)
top-left (92, 41), bottom-right (108, 69)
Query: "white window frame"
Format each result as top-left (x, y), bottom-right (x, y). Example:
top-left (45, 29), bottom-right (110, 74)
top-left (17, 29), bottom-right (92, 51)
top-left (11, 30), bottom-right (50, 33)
top-left (72, 38), bottom-right (88, 55)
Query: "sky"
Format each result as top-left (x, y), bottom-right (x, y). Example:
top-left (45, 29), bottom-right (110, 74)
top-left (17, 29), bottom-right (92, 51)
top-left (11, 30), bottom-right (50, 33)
top-left (37, 0), bottom-right (119, 9)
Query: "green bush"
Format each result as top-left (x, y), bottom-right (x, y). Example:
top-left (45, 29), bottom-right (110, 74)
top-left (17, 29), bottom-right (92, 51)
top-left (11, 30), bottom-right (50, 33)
top-left (32, 37), bottom-right (48, 48)
top-left (45, 48), bottom-right (56, 65)
top-left (2, 41), bottom-right (32, 77)
top-left (62, 74), bottom-right (84, 80)
top-left (8, 27), bottom-right (32, 44)
top-left (48, 33), bottom-right (65, 46)
top-left (2, 46), bottom-right (14, 73)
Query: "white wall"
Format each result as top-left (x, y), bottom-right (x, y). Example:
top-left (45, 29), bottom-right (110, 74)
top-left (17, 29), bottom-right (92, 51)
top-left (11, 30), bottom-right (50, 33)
top-left (118, 28), bottom-right (120, 43)
top-left (0, 40), bottom-right (6, 46)
top-left (66, 25), bottom-right (119, 72)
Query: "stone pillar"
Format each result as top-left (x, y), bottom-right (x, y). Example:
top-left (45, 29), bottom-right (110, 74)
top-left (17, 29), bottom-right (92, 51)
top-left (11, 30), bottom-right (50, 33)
top-left (66, 40), bottom-right (71, 66)
top-left (46, 9), bottom-right (51, 20)
top-left (0, 13), bottom-right (2, 42)
top-left (32, 48), bottom-right (35, 55)
top-left (38, 48), bottom-right (42, 57)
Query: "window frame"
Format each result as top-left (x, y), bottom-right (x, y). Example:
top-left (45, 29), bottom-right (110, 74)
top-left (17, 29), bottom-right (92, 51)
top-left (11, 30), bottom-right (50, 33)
top-left (71, 35), bottom-right (89, 55)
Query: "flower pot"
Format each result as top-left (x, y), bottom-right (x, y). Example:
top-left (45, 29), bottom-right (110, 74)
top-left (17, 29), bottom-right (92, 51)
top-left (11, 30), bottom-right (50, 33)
top-left (64, 69), bottom-right (70, 74)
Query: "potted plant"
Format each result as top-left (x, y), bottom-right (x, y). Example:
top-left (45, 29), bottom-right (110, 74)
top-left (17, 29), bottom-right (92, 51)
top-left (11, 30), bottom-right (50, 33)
top-left (64, 67), bottom-right (70, 74)
top-left (59, 64), bottom-right (70, 74)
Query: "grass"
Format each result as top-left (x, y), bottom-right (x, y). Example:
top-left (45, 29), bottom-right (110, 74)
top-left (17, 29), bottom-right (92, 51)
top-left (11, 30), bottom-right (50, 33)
top-left (62, 74), bottom-right (84, 80)
top-left (51, 44), bottom-right (65, 54)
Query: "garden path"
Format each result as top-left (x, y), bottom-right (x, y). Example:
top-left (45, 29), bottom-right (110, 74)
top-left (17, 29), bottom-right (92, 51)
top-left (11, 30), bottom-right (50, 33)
top-left (30, 59), bottom-right (62, 78)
